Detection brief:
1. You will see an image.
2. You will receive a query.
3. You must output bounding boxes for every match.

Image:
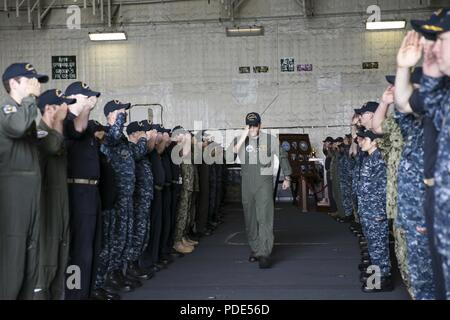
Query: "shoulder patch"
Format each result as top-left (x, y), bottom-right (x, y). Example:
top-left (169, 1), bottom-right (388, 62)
top-left (2, 105), bottom-right (17, 114)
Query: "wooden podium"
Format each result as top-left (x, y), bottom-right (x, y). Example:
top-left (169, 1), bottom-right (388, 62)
top-left (274, 134), bottom-right (318, 212)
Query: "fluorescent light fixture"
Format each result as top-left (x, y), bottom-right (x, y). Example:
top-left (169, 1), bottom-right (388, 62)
top-left (226, 26), bottom-right (264, 37)
top-left (89, 32), bottom-right (127, 41)
top-left (366, 21), bottom-right (406, 30)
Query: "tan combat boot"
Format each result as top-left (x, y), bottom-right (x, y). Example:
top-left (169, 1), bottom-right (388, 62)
top-left (173, 242), bottom-right (194, 254)
top-left (182, 237), bottom-right (196, 248)
top-left (184, 237), bottom-right (199, 246)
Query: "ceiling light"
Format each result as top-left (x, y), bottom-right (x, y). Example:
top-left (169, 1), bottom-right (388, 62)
top-left (89, 32), bottom-right (127, 41)
top-left (226, 26), bottom-right (264, 37)
top-left (366, 21), bottom-right (406, 30)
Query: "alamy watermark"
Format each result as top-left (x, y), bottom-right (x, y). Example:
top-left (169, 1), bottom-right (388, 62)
top-left (66, 1), bottom-right (81, 30)
top-left (168, 121), bottom-right (281, 176)
top-left (364, 265), bottom-right (381, 290)
top-left (66, 265), bottom-right (81, 290)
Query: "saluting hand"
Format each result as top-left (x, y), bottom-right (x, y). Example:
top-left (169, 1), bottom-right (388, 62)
top-left (351, 114), bottom-right (359, 126)
top-left (397, 31), bottom-right (423, 68)
top-left (54, 104), bottom-right (68, 122)
top-left (381, 85), bottom-right (395, 105)
top-left (87, 96), bottom-right (98, 110)
top-left (242, 125), bottom-right (250, 138)
top-left (26, 78), bottom-right (41, 97)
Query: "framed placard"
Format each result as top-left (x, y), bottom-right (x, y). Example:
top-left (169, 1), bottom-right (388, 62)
top-left (52, 56), bottom-right (77, 80)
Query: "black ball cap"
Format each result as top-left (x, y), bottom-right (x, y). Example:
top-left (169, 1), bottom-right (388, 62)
top-left (37, 89), bottom-right (76, 111)
top-left (323, 136), bottom-right (334, 143)
top-left (359, 101), bottom-right (379, 114)
top-left (245, 112), bottom-right (261, 126)
top-left (103, 100), bottom-right (131, 116)
top-left (161, 127), bottom-right (172, 135)
top-left (150, 123), bottom-right (165, 133)
top-left (358, 130), bottom-right (383, 141)
top-left (141, 120), bottom-right (153, 132)
top-left (411, 8), bottom-right (450, 41)
top-left (385, 67), bottom-right (423, 85)
top-left (2, 63), bottom-right (49, 83)
top-left (126, 121), bottom-right (145, 136)
top-left (65, 81), bottom-right (101, 98)
top-left (334, 137), bottom-right (344, 143)
top-left (88, 120), bottom-right (106, 133)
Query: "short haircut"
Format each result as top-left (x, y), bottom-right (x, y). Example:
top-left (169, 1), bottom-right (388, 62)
top-left (3, 77), bottom-right (22, 94)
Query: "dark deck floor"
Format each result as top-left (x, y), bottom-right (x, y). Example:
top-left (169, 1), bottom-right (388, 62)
top-left (124, 203), bottom-right (410, 300)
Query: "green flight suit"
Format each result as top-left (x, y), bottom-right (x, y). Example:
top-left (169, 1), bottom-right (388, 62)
top-left (236, 132), bottom-right (292, 257)
top-left (0, 95), bottom-right (41, 300)
top-left (34, 120), bottom-right (70, 300)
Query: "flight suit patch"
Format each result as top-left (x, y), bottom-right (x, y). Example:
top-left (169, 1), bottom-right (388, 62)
top-left (2, 105), bottom-right (17, 114)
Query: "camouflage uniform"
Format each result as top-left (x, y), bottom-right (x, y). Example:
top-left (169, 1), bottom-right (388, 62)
top-left (188, 164), bottom-right (200, 233)
top-left (94, 143), bottom-right (117, 291)
top-left (395, 110), bottom-right (436, 299)
top-left (174, 163), bottom-right (195, 243)
top-left (100, 112), bottom-right (137, 270)
top-left (351, 149), bottom-right (365, 222)
top-left (339, 145), bottom-right (353, 218)
top-left (330, 150), bottom-right (345, 217)
top-left (421, 75), bottom-right (450, 298)
top-left (129, 143), bottom-right (154, 262)
top-left (358, 148), bottom-right (391, 278)
top-left (94, 209), bottom-right (115, 290)
top-left (378, 114), bottom-right (410, 292)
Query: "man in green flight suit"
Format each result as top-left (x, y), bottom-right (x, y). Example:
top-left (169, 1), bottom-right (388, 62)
top-left (232, 112), bottom-right (292, 269)
top-left (0, 63), bottom-right (48, 299)
top-left (34, 89), bottom-right (76, 300)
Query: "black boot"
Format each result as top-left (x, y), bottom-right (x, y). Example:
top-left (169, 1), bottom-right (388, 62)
top-left (91, 288), bottom-right (121, 300)
top-left (360, 270), bottom-right (368, 283)
top-left (249, 252), bottom-right (258, 263)
top-left (104, 270), bottom-right (133, 293)
top-left (159, 255), bottom-right (173, 265)
top-left (361, 251), bottom-right (370, 259)
top-left (152, 264), bottom-right (161, 272)
top-left (127, 261), bottom-right (153, 280)
top-left (358, 261), bottom-right (371, 271)
top-left (170, 248), bottom-right (185, 258)
top-left (154, 262), bottom-right (166, 270)
top-left (123, 273), bottom-right (143, 289)
top-left (258, 256), bottom-right (272, 269)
